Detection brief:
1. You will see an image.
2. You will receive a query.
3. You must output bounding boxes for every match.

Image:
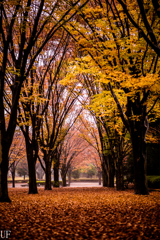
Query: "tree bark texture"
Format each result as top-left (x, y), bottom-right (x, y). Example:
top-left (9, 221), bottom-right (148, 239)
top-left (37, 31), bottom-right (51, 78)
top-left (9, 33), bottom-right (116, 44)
top-left (53, 159), bottom-right (59, 187)
top-left (0, 138), bottom-right (11, 202)
top-left (12, 170), bottom-right (15, 188)
top-left (68, 168), bottom-right (72, 186)
top-left (102, 161), bottom-right (108, 187)
top-left (110, 85), bottom-right (149, 195)
top-left (45, 160), bottom-right (52, 190)
top-left (62, 175), bottom-right (67, 187)
top-left (116, 157), bottom-right (124, 191)
top-left (131, 124), bottom-right (148, 194)
top-left (61, 164), bottom-right (67, 187)
top-left (26, 141), bottom-right (38, 194)
top-left (107, 154), bottom-right (115, 188)
top-left (127, 98), bottom-right (149, 195)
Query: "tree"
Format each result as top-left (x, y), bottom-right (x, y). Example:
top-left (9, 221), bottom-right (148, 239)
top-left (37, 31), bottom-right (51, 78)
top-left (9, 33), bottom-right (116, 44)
top-left (116, 0), bottom-right (160, 56)
top-left (87, 164), bottom-right (97, 178)
top-left (76, 115), bottom-right (103, 184)
top-left (72, 169), bottom-right (80, 179)
top-left (16, 162), bottom-right (28, 180)
top-left (59, 126), bottom-right (88, 186)
top-left (0, 0), bottom-right (89, 202)
top-left (63, 0), bottom-right (160, 194)
top-left (18, 31), bottom-right (71, 193)
top-left (39, 71), bottom-right (82, 190)
top-left (8, 129), bottom-right (26, 187)
top-left (63, 70), bottom-right (130, 189)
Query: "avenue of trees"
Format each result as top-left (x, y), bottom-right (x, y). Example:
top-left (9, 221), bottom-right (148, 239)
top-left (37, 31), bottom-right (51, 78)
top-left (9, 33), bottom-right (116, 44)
top-left (0, 0), bottom-right (159, 202)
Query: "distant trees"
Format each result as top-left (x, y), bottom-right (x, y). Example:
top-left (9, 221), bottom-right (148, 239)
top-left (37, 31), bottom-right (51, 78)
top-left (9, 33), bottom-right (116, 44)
top-left (87, 164), bottom-right (97, 178)
top-left (16, 161), bottom-right (28, 180)
top-left (8, 130), bottom-right (26, 187)
top-left (59, 126), bottom-right (87, 186)
top-left (72, 169), bottom-right (80, 179)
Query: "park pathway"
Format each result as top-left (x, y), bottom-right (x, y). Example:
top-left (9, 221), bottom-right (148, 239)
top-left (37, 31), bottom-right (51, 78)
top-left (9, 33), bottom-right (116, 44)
top-left (8, 182), bottom-right (102, 188)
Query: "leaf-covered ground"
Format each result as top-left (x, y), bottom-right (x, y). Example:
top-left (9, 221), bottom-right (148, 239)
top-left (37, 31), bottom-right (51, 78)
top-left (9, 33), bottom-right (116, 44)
top-left (0, 188), bottom-right (160, 239)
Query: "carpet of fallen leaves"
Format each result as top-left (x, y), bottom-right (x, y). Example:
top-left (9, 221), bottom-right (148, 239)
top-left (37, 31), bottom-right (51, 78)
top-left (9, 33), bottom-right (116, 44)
top-left (0, 188), bottom-right (160, 240)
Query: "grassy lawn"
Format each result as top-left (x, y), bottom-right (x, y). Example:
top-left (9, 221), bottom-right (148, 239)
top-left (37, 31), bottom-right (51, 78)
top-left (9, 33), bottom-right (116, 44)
top-left (0, 188), bottom-right (159, 239)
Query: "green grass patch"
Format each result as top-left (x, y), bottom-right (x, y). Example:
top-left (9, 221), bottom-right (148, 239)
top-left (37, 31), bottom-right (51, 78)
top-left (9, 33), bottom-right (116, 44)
top-left (71, 178), bottom-right (99, 182)
top-left (27, 180), bottom-right (62, 186)
top-left (147, 176), bottom-right (160, 189)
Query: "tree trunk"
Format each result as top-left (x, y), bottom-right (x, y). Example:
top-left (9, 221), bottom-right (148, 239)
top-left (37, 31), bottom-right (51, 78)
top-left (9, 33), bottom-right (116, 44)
top-left (102, 161), bottom-right (108, 187)
top-left (53, 159), bottom-right (59, 187)
top-left (128, 98), bottom-right (149, 195)
top-left (131, 126), bottom-right (148, 195)
top-left (10, 162), bottom-right (16, 188)
top-left (28, 159), bottom-right (37, 194)
top-left (61, 164), bottom-right (67, 187)
top-left (68, 168), bottom-right (72, 186)
top-left (103, 154), bottom-right (115, 187)
top-left (98, 171), bottom-right (102, 185)
top-left (116, 158), bottom-right (124, 191)
top-left (26, 142), bottom-right (38, 194)
top-left (108, 155), bottom-right (115, 188)
top-left (62, 175), bottom-right (67, 187)
top-left (109, 82), bottom-right (150, 195)
top-left (45, 160), bottom-right (52, 190)
top-left (12, 170), bottom-right (15, 188)
top-left (108, 169), bottom-right (115, 188)
top-left (0, 140), bottom-right (11, 202)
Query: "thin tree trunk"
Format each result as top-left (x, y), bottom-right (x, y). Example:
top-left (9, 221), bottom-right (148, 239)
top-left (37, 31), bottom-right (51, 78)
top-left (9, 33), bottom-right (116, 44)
top-left (12, 170), bottom-right (15, 188)
top-left (68, 168), bottom-right (72, 186)
top-left (45, 160), bottom-right (52, 190)
top-left (102, 160), bottom-right (108, 187)
top-left (98, 171), bottom-right (102, 185)
top-left (53, 159), bottom-right (59, 187)
top-left (26, 142), bottom-right (38, 194)
top-left (61, 164), bottom-right (67, 187)
top-left (108, 155), bottom-right (115, 188)
top-left (62, 175), bottom-right (67, 187)
top-left (116, 158), bottom-right (124, 191)
top-left (0, 141), bottom-right (11, 202)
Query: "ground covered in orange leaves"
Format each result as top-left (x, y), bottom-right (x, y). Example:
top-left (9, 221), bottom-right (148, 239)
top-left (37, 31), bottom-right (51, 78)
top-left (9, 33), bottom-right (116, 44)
top-left (0, 188), bottom-right (160, 239)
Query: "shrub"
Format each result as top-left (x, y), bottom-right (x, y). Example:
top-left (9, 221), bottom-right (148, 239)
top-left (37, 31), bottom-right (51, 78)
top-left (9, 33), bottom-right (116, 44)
top-left (72, 169), bottom-right (80, 179)
top-left (87, 165), bottom-right (97, 178)
top-left (27, 180), bottom-right (62, 186)
top-left (53, 181), bottom-right (60, 187)
top-left (147, 176), bottom-right (160, 189)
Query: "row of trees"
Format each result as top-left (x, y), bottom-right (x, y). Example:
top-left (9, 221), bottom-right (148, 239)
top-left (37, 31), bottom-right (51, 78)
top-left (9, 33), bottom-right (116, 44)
top-left (0, 0), bottom-right (91, 202)
top-left (61, 0), bottom-right (160, 194)
top-left (0, 0), bottom-right (159, 202)
top-left (8, 120), bottom-right (101, 187)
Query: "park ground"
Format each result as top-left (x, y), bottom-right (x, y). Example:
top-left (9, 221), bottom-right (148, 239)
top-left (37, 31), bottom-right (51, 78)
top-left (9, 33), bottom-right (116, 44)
top-left (0, 188), bottom-right (160, 239)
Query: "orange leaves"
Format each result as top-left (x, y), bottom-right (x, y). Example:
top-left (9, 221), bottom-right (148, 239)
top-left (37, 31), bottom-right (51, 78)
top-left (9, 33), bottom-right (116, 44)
top-left (0, 188), bottom-right (160, 239)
